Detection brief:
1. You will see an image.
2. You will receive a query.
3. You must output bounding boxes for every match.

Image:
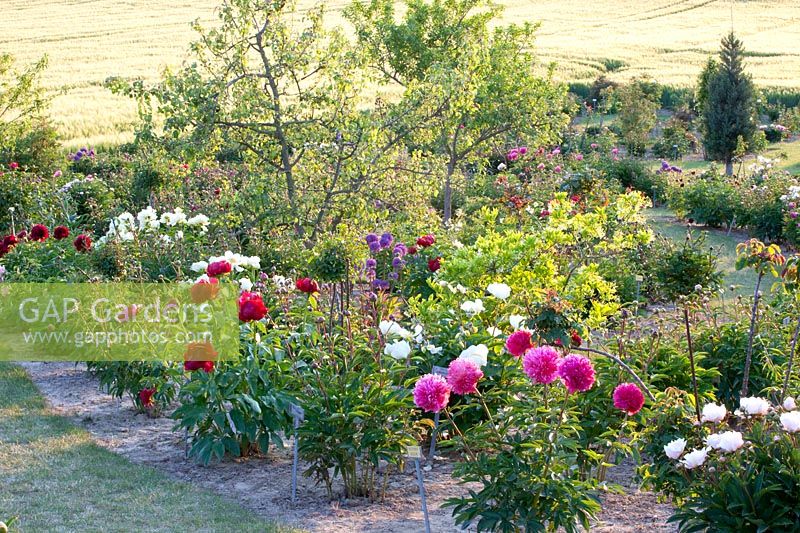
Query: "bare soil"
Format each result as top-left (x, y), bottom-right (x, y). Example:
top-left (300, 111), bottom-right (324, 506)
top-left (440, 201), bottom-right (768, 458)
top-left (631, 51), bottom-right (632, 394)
top-left (20, 362), bottom-right (675, 532)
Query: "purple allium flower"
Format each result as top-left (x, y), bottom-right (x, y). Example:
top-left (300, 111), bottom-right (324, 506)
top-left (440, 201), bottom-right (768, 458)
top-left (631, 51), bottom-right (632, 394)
top-left (372, 279), bottom-right (390, 291)
top-left (365, 233), bottom-right (379, 244)
top-left (661, 160), bottom-right (671, 170)
top-left (558, 354), bottom-right (596, 393)
top-left (790, 211), bottom-right (798, 219)
top-left (554, 165), bottom-right (562, 173)
top-left (365, 258), bottom-right (377, 269)
top-left (393, 243), bottom-right (407, 257)
top-left (574, 153), bottom-right (584, 161)
top-left (391, 257), bottom-right (405, 270)
top-left (413, 374), bottom-right (451, 412)
top-left (505, 330), bottom-right (533, 357)
top-left (611, 147), bottom-right (619, 155)
top-left (388, 271), bottom-right (399, 280)
top-left (447, 358), bottom-right (483, 395)
top-left (522, 346), bottom-right (561, 384)
top-left (379, 232), bottom-right (393, 248)
top-left (613, 382), bottom-right (645, 415)
top-left (368, 240), bottom-right (381, 253)
top-left (551, 147), bottom-right (561, 155)
top-left (670, 166), bottom-right (683, 173)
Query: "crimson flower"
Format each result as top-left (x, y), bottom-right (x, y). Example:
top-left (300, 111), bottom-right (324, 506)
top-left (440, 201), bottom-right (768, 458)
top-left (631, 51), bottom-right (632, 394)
top-left (416, 234), bottom-right (436, 247)
top-left (295, 277), bottom-right (319, 294)
top-left (238, 291), bottom-right (268, 322)
top-left (407, 245), bottom-right (418, 255)
top-left (206, 260), bottom-right (232, 277)
top-left (613, 382), bottom-right (645, 415)
top-left (73, 234), bottom-right (92, 252)
top-left (138, 388), bottom-right (156, 407)
top-left (30, 224), bottom-right (49, 241)
top-left (505, 330), bottom-right (533, 357)
top-left (427, 257), bottom-right (441, 272)
top-left (53, 225), bottom-right (70, 240)
top-left (184, 342), bottom-right (217, 373)
top-left (570, 330), bottom-right (583, 347)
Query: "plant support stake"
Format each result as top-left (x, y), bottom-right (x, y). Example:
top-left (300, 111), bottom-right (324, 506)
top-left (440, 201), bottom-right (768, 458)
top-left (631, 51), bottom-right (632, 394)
top-left (407, 445), bottom-right (430, 533)
top-left (428, 366), bottom-right (448, 462)
top-left (290, 403), bottom-right (305, 506)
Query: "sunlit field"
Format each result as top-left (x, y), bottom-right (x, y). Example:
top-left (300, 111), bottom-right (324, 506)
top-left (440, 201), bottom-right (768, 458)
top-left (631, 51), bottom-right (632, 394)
top-left (5, 0), bottom-right (800, 146)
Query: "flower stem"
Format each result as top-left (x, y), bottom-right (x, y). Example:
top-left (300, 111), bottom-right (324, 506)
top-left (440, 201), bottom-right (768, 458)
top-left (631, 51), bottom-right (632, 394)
top-left (683, 306), bottom-right (702, 423)
top-left (741, 271), bottom-right (764, 398)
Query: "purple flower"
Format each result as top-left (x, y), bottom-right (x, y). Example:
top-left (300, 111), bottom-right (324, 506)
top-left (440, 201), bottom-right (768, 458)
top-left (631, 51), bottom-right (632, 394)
top-left (790, 212), bottom-right (798, 219)
top-left (393, 243), bottom-right (407, 257)
top-left (365, 258), bottom-right (377, 269)
top-left (670, 166), bottom-right (683, 173)
top-left (379, 232), bottom-right (393, 248)
top-left (388, 271), bottom-right (399, 280)
top-left (372, 279), bottom-right (390, 291)
top-left (391, 257), bottom-right (405, 270)
top-left (613, 382), bottom-right (645, 415)
top-left (365, 233), bottom-right (379, 244)
top-left (661, 160), bottom-right (671, 170)
top-left (551, 147), bottom-right (561, 155)
top-left (518, 146), bottom-right (528, 155)
top-left (507, 148), bottom-right (520, 161)
top-left (368, 240), bottom-right (381, 253)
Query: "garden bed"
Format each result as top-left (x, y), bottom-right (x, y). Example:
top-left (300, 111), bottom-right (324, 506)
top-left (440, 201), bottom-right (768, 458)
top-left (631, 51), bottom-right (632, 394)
top-left (20, 362), bottom-right (675, 532)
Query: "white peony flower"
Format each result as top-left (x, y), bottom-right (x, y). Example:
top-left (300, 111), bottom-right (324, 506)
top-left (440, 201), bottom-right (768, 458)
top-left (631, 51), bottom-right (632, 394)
top-left (379, 320), bottom-right (412, 340)
top-left (423, 344), bottom-right (443, 355)
top-left (190, 261), bottom-right (208, 273)
top-left (239, 278), bottom-right (253, 292)
top-left (780, 411), bottom-right (800, 433)
top-left (713, 431), bottom-right (744, 452)
top-left (460, 299), bottom-right (485, 316)
top-left (509, 314), bottom-right (526, 330)
top-left (136, 206), bottom-right (160, 231)
top-left (487, 326), bottom-right (503, 337)
top-left (187, 214), bottom-right (210, 227)
top-left (740, 396), bottom-right (770, 416)
top-left (384, 340), bottom-right (412, 360)
top-left (664, 438), bottom-right (687, 460)
top-left (705, 433), bottom-right (722, 449)
top-left (486, 282), bottom-right (511, 300)
top-left (783, 396), bottom-right (797, 411)
top-left (681, 447), bottom-right (709, 469)
top-left (459, 344), bottom-right (489, 367)
top-left (701, 403), bottom-right (727, 423)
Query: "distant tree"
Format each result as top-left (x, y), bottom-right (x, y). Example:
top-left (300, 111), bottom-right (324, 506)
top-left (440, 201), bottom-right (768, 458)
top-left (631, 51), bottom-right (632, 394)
top-left (613, 79), bottom-right (660, 156)
top-left (694, 57), bottom-right (717, 115)
top-left (347, 0), bottom-right (568, 223)
top-left (0, 54), bottom-right (49, 153)
top-left (701, 32), bottom-right (758, 175)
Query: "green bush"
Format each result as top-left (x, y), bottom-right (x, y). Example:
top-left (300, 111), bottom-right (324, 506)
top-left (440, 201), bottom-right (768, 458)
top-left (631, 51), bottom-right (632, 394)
top-left (599, 158), bottom-right (666, 200)
top-left (652, 118), bottom-right (697, 159)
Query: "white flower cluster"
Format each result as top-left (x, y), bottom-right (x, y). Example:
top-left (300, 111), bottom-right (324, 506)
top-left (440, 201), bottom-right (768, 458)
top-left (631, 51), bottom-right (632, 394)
top-left (190, 251), bottom-right (261, 274)
top-left (665, 397), bottom-right (800, 470)
top-left (98, 206), bottom-right (210, 246)
top-left (381, 320), bottom-right (441, 360)
top-left (780, 185), bottom-right (800, 203)
top-left (58, 175), bottom-right (98, 194)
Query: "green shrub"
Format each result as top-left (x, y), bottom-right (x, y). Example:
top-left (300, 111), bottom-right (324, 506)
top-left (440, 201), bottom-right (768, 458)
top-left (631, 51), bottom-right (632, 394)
top-left (599, 158), bottom-right (666, 200)
top-left (652, 118), bottom-right (697, 159)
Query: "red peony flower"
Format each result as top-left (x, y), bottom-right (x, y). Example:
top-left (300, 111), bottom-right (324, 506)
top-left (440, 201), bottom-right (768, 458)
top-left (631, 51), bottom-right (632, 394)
top-left (138, 388), bottom-right (156, 408)
top-left (9, 162), bottom-right (19, 170)
top-left (2, 235), bottom-right (17, 248)
top-left (190, 276), bottom-right (220, 303)
top-left (73, 234), bottom-right (92, 252)
top-left (16, 230), bottom-right (27, 240)
top-left (539, 209), bottom-right (550, 218)
top-left (295, 277), bottom-right (319, 294)
top-left (427, 257), bottom-right (441, 272)
top-left (184, 342), bottom-right (218, 373)
top-left (570, 330), bottom-right (582, 347)
top-left (505, 330), bottom-right (534, 357)
top-left (206, 260), bottom-right (232, 277)
top-left (570, 194), bottom-right (581, 203)
top-left (53, 225), bottom-right (70, 240)
top-left (238, 291), bottom-right (268, 322)
top-left (613, 382), bottom-right (645, 415)
top-left (416, 234), bottom-right (436, 247)
top-left (30, 224), bottom-right (49, 241)
top-left (407, 245), bottom-right (418, 255)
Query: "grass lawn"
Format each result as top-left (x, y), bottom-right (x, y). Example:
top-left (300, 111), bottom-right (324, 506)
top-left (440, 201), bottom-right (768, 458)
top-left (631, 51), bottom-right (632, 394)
top-left (646, 206), bottom-right (777, 297)
top-left (0, 362), bottom-right (297, 533)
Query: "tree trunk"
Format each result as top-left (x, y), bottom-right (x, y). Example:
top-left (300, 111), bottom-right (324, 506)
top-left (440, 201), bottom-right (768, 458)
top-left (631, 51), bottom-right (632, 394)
top-left (443, 159), bottom-right (455, 224)
top-left (725, 158), bottom-right (734, 176)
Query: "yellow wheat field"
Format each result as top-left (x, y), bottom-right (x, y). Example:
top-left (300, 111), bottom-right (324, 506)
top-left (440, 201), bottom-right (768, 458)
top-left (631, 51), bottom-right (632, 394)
top-left (5, 0), bottom-right (800, 146)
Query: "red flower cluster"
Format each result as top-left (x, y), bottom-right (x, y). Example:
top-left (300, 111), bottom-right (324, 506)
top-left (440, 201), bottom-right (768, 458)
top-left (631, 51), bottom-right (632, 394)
top-left (138, 388), bottom-right (156, 408)
top-left (30, 224), bottom-right (49, 241)
top-left (53, 225), bottom-right (70, 240)
top-left (427, 257), bottom-right (441, 272)
top-left (295, 277), bottom-right (319, 294)
top-left (207, 260), bottom-right (232, 277)
top-left (416, 234), bottom-right (435, 247)
top-left (0, 234), bottom-right (18, 257)
top-left (238, 291), bottom-right (268, 322)
top-left (190, 276), bottom-right (220, 303)
top-left (73, 234), bottom-right (92, 252)
top-left (407, 245), bottom-right (418, 255)
top-left (184, 360), bottom-right (215, 372)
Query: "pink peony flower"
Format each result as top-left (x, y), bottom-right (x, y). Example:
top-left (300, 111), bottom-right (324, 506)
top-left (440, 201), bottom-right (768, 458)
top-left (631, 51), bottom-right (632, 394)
top-left (613, 382), bottom-right (645, 415)
top-left (447, 358), bottom-right (483, 395)
top-left (505, 330), bottom-right (533, 357)
top-left (558, 354), bottom-right (596, 393)
top-left (522, 346), bottom-right (561, 384)
top-left (413, 374), bottom-right (451, 412)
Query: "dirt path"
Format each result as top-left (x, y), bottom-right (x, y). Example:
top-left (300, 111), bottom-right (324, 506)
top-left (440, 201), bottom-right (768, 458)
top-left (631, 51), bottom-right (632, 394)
top-left (19, 362), bottom-right (675, 532)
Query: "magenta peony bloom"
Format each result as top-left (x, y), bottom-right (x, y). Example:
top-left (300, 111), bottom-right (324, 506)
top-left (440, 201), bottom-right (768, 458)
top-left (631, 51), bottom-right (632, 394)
top-left (505, 330), bottom-right (533, 357)
top-left (613, 382), bottom-right (645, 415)
top-left (447, 358), bottom-right (484, 395)
top-left (413, 374), bottom-right (451, 413)
top-left (522, 346), bottom-right (561, 384)
top-left (558, 354), bottom-right (596, 393)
